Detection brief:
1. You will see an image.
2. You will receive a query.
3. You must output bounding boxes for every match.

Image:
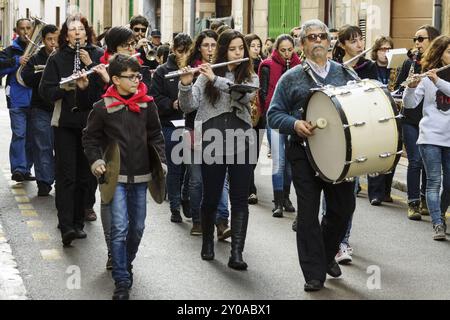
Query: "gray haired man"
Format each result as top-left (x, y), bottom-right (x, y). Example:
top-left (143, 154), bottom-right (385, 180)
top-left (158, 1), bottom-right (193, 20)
top-left (267, 19), bottom-right (357, 292)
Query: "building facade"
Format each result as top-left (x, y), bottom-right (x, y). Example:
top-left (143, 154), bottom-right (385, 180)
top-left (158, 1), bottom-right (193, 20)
top-left (1, 1), bottom-right (449, 50)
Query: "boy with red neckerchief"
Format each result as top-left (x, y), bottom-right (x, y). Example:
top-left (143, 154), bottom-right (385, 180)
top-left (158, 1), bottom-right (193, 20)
top-left (82, 54), bottom-right (166, 300)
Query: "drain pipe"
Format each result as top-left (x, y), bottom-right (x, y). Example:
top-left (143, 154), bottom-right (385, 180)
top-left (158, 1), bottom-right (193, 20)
top-left (434, 0), bottom-right (442, 32)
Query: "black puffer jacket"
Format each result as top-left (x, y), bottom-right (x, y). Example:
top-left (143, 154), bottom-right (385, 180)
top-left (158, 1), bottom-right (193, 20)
top-left (150, 54), bottom-right (184, 127)
top-left (21, 47), bottom-right (53, 112)
top-left (39, 44), bottom-right (104, 129)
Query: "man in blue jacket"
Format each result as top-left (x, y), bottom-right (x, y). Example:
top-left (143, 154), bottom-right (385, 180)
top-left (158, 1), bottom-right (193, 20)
top-left (0, 18), bottom-right (34, 182)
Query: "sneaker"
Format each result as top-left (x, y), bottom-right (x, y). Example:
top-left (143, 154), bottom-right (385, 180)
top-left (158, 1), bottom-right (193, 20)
top-left (248, 193), bottom-right (258, 205)
top-left (420, 197), bottom-right (429, 216)
top-left (190, 223), bottom-right (202, 236)
top-left (84, 208), bottom-right (97, 221)
top-left (407, 201), bottom-right (422, 221)
top-left (170, 209), bottom-right (182, 223)
top-left (346, 245), bottom-right (353, 256)
top-left (370, 198), bottom-right (382, 206)
top-left (217, 222), bottom-right (231, 241)
top-left (335, 244), bottom-right (352, 265)
top-left (432, 224), bottom-right (446, 241)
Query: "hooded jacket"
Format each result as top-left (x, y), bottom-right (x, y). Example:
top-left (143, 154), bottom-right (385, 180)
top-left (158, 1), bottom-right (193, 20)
top-left (0, 38), bottom-right (32, 108)
top-left (39, 43), bottom-right (104, 129)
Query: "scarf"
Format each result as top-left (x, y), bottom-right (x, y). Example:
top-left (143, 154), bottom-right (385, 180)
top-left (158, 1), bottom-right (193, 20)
top-left (102, 82), bottom-right (153, 113)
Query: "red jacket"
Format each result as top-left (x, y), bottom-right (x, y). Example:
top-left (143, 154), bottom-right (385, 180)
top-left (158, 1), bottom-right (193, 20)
top-left (258, 50), bottom-right (301, 114)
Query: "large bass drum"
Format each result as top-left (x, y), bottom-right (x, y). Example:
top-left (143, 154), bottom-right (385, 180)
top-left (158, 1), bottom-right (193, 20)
top-left (303, 79), bottom-right (402, 183)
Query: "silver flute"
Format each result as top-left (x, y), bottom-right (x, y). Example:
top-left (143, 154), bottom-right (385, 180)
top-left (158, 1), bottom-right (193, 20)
top-left (59, 52), bottom-right (141, 86)
top-left (343, 46), bottom-right (374, 66)
top-left (165, 58), bottom-right (250, 79)
top-left (401, 63), bottom-right (450, 87)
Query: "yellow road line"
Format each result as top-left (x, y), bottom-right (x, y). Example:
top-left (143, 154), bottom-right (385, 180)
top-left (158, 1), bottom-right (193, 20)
top-left (32, 232), bottom-right (50, 241)
top-left (18, 204), bottom-right (34, 210)
top-left (26, 221), bottom-right (43, 228)
top-left (40, 249), bottom-right (62, 261)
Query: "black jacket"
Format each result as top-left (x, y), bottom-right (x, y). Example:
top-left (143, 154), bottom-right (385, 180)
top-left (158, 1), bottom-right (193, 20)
top-left (21, 47), bottom-right (53, 112)
top-left (82, 99), bottom-right (166, 183)
top-left (354, 58), bottom-right (378, 80)
top-left (150, 54), bottom-right (184, 127)
top-left (395, 58), bottom-right (424, 126)
top-left (39, 44), bottom-right (104, 129)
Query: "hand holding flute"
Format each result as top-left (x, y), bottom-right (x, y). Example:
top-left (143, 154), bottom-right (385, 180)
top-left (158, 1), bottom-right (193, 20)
top-left (179, 63), bottom-right (216, 85)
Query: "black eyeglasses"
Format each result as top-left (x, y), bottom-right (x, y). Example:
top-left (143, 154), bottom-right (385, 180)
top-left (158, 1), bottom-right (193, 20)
top-left (118, 73), bottom-right (143, 82)
top-left (413, 36), bottom-right (429, 43)
top-left (133, 27), bottom-right (147, 33)
top-left (304, 33), bottom-right (328, 42)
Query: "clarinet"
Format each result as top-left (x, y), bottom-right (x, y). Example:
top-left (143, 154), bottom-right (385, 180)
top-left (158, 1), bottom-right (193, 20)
top-left (285, 59), bottom-right (291, 72)
top-left (71, 39), bottom-right (81, 112)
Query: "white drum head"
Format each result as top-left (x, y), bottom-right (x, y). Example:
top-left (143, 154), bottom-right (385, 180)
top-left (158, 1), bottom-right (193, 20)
top-left (305, 91), bottom-right (347, 182)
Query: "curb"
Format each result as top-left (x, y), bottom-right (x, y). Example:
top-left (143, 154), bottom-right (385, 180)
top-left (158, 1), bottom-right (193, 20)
top-left (0, 218), bottom-right (28, 300)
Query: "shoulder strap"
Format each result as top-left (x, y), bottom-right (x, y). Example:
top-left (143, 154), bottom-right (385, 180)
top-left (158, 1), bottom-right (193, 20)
top-left (302, 61), bottom-right (323, 87)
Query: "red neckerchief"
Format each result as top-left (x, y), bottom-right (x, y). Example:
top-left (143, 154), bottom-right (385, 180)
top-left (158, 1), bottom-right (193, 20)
top-left (100, 50), bottom-right (144, 65)
top-left (102, 82), bottom-right (153, 113)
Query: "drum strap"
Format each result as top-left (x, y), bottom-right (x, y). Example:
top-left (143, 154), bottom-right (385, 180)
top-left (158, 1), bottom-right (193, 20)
top-left (302, 62), bottom-right (324, 87)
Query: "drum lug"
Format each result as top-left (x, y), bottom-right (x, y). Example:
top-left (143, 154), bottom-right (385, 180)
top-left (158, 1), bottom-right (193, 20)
top-left (378, 114), bottom-right (404, 123)
top-left (379, 150), bottom-right (403, 158)
top-left (344, 177), bottom-right (356, 182)
top-left (345, 157), bottom-right (368, 165)
top-left (369, 172), bottom-right (380, 177)
top-left (338, 90), bottom-right (352, 96)
top-left (315, 172), bottom-right (320, 177)
top-left (343, 121), bottom-right (366, 129)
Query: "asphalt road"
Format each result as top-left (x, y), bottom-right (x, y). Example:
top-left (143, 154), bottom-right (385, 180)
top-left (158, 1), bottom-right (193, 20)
top-left (0, 91), bottom-right (449, 300)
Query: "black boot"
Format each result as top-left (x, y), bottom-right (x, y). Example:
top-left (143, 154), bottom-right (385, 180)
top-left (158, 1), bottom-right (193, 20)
top-left (228, 210), bottom-right (249, 270)
top-left (283, 188), bottom-right (296, 212)
top-left (272, 191), bottom-right (284, 218)
top-left (201, 209), bottom-right (215, 261)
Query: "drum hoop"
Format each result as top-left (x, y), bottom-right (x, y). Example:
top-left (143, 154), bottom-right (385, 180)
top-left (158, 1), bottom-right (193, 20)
top-left (381, 85), bottom-right (404, 171)
top-left (303, 91), bottom-right (353, 183)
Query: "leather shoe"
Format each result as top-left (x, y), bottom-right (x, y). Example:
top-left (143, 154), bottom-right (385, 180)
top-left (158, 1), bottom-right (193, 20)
top-left (11, 171), bottom-right (25, 182)
top-left (170, 209), bottom-right (182, 223)
top-left (62, 229), bottom-right (77, 247)
top-left (370, 198), bottom-right (382, 206)
top-left (304, 280), bottom-right (324, 292)
top-left (84, 208), bottom-right (97, 221)
top-left (24, 173), bottom-right (36, 181)
top-left (112, 283), bottom-right (129, 300)
top-left (383, 195), bottom-right (394, 203)
top-left (201, 241), bottom-right (214, 260)
top-left (75, 229), bottom-right (87, 239)
top-left (327, 260), bottom-right (342, 278)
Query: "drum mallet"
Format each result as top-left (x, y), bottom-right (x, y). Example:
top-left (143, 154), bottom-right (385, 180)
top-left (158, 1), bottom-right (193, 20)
top-left (311, 118), bottom-right (328, 131)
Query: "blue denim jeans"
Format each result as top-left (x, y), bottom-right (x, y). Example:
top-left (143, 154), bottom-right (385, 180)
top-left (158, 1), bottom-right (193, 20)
top-left (419, 144), bottom-right (450, 226)
top-left (268, 127), bottom-right (292, 192)
top-left (162, 126), bottom-right (186, 211)
top-left (9, 108), bottom-right (33, 175)
top-left (403, 123), bottom-right (427, 203)
top-left (110, 183), bottom-right (147, 286)
top-left (30, 108), bottom-right (54, 185)
top-left (216, 173), bottom-right (230, 224)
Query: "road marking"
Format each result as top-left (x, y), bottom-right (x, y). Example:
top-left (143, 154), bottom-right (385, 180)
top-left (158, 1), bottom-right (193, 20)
top-left (32, 232), bottom-right (50, 241)
top-left (18, 204), bottom-right (34, 210)
top-left (26, 221), bottom-right (43, 228)
top-left (21, 210), bottom-right (38, 217)
top-left (40, 249), bottom-right (62, 261)
top-left (11, 189), bottom-right (27, 195)
top-left (14, 196), bottom-right (30, 203)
